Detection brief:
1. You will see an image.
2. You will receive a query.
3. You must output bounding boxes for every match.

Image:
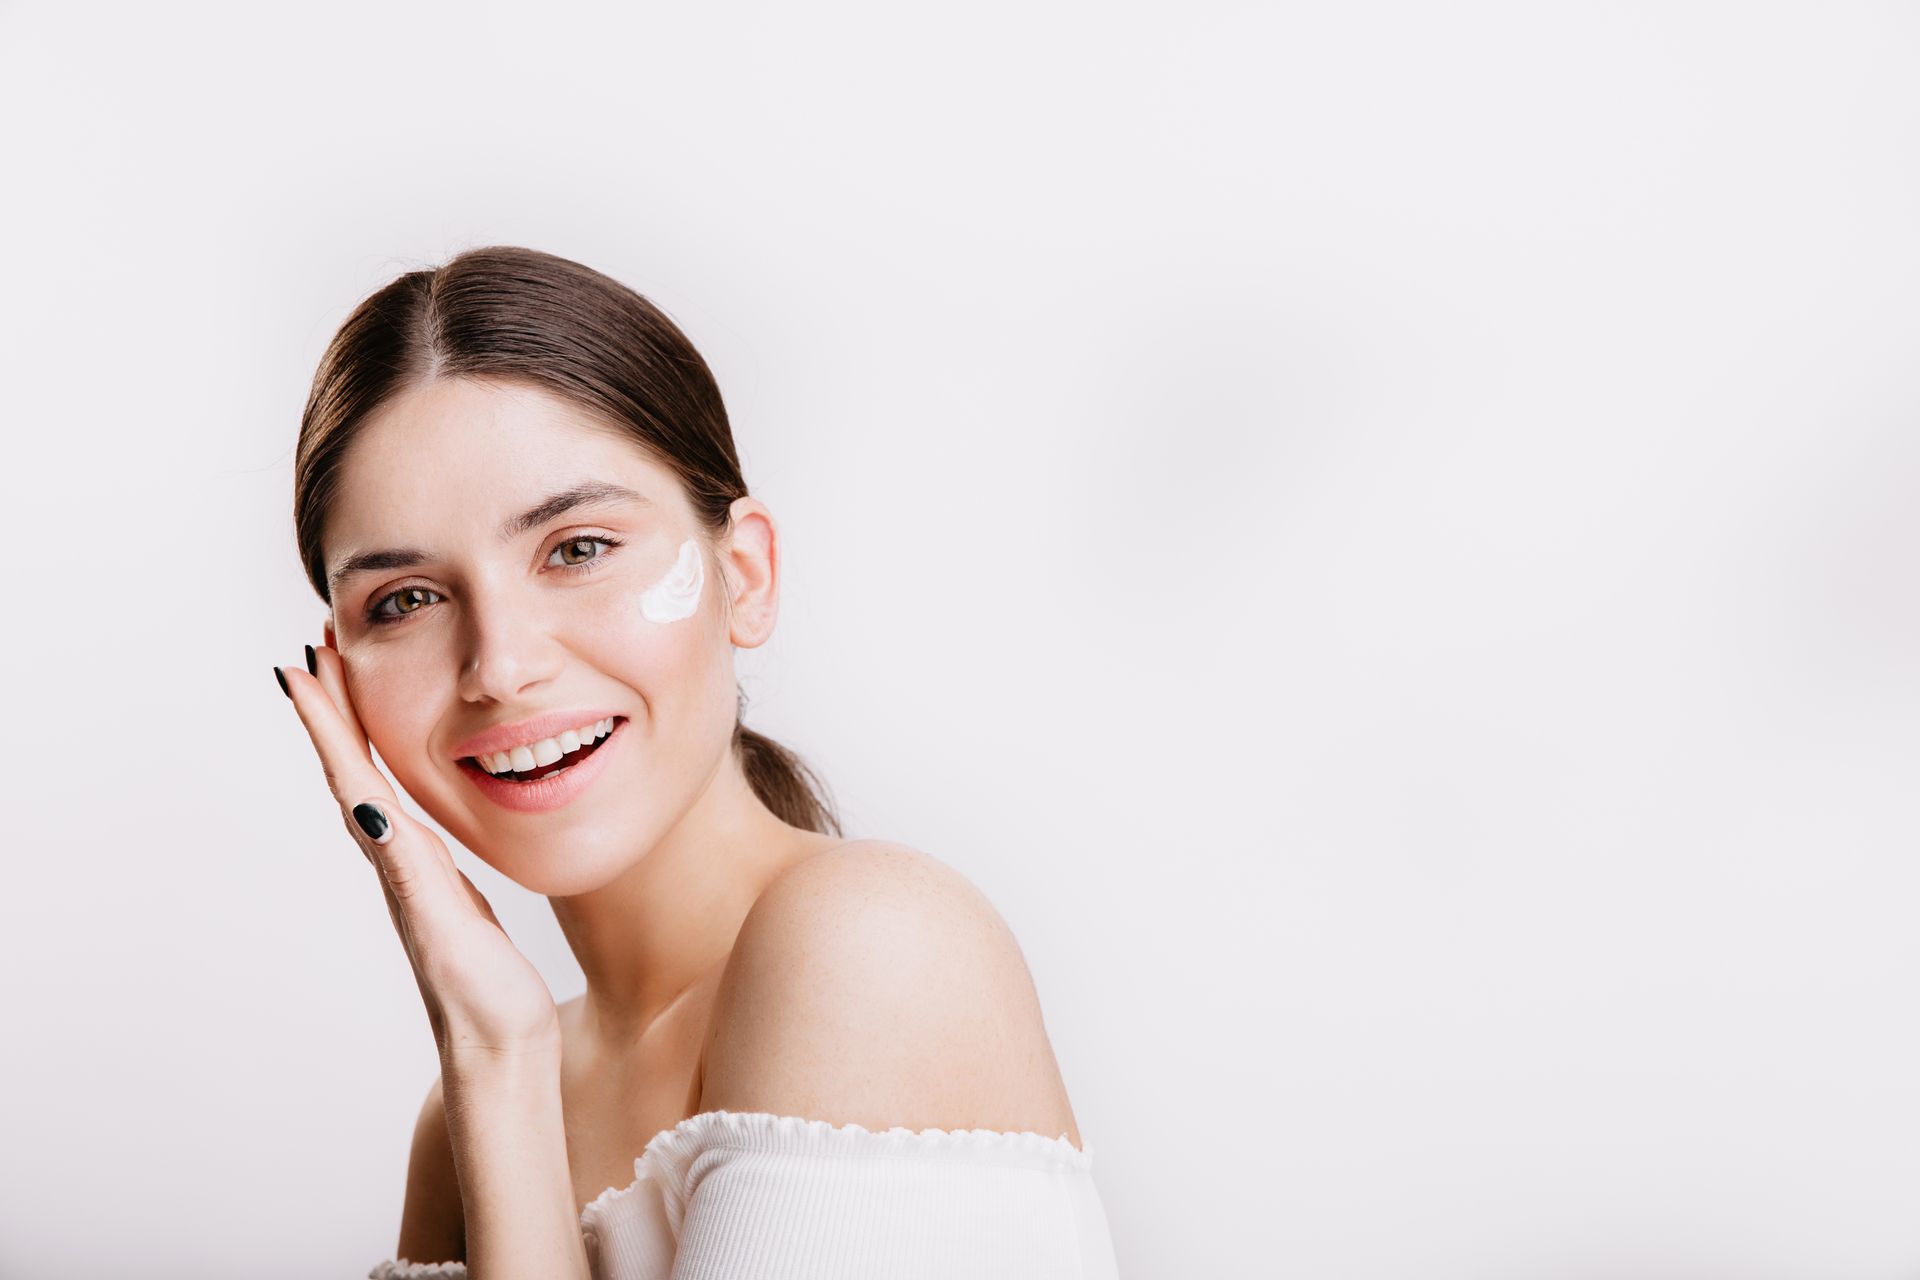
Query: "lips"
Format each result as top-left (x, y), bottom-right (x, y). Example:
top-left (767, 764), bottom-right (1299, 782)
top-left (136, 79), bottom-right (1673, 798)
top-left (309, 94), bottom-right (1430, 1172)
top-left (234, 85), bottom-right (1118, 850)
top-left (458, 715), bottom-right (629, 815)
top-left (466, 723), bottom-right (613, 782)
top-left (449, 708), bottom-right (628, 763)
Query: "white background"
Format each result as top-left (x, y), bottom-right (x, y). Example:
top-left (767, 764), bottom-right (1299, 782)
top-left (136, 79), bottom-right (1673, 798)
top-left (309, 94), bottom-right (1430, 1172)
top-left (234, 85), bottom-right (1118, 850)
top-left (3, 3), bottom-right (1918, 1277)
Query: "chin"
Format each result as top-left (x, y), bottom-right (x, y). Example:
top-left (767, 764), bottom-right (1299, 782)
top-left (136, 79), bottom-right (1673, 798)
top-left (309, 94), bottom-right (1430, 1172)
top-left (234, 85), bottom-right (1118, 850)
top-left (489, 849), bottom-right (645, 898)
top-left (456, 812), bottom-right (658, 897)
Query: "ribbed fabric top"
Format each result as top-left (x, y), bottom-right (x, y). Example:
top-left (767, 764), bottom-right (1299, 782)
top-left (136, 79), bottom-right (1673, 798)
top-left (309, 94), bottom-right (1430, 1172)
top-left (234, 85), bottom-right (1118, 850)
top-left (368, 1108), bottom-right (1117, 1279)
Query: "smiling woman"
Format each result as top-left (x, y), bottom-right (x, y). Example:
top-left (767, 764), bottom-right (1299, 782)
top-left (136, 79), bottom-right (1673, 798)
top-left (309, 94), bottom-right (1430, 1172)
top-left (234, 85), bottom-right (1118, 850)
top-left (275, 246), bottom-right (1116, 1279)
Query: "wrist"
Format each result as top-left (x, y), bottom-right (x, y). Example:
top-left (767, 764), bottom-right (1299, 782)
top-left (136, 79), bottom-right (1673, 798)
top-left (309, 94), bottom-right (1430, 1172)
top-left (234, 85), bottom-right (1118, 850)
top-left (439, 1028), bottom-right (563, 1080)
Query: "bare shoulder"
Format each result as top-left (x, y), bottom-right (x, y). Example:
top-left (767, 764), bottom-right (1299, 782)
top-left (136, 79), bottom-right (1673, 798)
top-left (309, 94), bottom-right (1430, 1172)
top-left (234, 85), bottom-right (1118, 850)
top-left (698, 839), bottom-right (1081, 1146)
top-left (394, 1071), bottom-right (464, 1264)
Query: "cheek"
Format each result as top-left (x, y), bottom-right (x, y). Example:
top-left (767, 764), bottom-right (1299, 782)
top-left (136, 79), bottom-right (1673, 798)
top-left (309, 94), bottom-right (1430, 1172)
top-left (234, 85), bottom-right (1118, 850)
top-left (569, 550), bottom-right (729, 699)
top-left (571, 570), bottom-right (716, 670)
top-left (340, 643), bottom-right (444, 759)
top-left (636, 537), bottom-right (705, 624)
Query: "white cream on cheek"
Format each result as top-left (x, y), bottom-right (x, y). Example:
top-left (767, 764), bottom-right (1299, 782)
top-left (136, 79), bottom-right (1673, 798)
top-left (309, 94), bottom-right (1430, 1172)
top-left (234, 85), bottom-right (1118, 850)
top-left (638, 536), bottom-right (704, 623)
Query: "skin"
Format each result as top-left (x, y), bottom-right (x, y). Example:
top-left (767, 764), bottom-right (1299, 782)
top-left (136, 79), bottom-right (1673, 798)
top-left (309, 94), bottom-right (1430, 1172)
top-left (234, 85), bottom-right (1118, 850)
top-left (281, 374), bottom-right (1080, 1267)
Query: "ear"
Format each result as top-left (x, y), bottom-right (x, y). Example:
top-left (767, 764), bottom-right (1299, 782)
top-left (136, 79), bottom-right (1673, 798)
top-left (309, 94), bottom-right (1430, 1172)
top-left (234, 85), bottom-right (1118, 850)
top-left (322, 615), bottom-right (338, 651)
top-left (721, 496), bottom-right (780, 649)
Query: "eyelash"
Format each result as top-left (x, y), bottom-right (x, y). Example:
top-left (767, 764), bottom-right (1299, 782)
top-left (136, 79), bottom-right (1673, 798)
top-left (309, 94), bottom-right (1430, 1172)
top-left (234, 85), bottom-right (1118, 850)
top-left (364, 535), bottom-right (627, 626)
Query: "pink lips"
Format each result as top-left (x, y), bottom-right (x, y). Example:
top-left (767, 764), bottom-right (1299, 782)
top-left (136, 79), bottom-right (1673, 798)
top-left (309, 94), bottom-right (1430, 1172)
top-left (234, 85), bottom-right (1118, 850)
top-left (449, 709), bottom-right (627, 763)
top-left (458, 716), bottom-right (627, 814)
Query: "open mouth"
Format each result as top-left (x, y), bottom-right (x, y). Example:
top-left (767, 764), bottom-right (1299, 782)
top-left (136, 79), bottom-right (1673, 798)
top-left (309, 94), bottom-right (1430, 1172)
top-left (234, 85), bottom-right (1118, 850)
top-left (461, 717), bottom-right (625, 784)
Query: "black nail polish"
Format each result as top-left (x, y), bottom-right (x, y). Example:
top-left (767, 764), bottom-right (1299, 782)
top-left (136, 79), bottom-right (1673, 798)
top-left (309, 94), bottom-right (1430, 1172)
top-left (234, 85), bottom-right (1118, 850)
top-left (274, 665), bottom-right (289, 698)
top-left (353, 803), bottom-right (391, 842)
top-left (305, 644), bottom-right (317, 676)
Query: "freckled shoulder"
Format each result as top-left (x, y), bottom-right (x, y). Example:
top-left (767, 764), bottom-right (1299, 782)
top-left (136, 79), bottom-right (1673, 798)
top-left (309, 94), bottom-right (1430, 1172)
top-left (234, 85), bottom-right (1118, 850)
top-left (697, 840), bottom-right (1080, 1145)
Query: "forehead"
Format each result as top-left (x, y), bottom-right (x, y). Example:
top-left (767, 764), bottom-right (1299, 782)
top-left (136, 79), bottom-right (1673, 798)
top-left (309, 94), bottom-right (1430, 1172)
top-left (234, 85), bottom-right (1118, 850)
top-left (325, 376), bottom-right (682, 544)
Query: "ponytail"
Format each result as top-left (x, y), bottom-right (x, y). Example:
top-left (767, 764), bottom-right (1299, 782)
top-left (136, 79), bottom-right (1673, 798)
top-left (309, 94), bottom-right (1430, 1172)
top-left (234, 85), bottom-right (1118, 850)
top-left (733, 713), bottom-right (842, 836)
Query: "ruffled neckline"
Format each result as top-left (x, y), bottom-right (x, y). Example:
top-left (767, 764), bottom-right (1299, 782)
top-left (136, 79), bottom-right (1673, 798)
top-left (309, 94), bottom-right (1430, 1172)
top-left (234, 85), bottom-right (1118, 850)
top-left (376, 1112), bottom-right (1094, 1275)
top-left (369, 1262), bottom-right (468, 1279)
top-left (577, 1108), bottom-right (1094, 1227)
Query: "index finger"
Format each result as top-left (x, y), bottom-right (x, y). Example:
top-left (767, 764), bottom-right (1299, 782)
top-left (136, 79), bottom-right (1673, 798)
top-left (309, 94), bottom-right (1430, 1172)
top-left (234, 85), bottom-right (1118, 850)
top-left (278, 663), bottom-right (396, 811)
top-left (306, 639), bottom-right (369, 757)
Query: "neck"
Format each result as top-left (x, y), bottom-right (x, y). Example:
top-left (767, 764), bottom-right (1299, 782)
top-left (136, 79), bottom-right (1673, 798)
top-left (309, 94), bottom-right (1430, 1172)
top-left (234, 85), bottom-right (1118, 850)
top-left (546, 745), bottom-right (821, 1047)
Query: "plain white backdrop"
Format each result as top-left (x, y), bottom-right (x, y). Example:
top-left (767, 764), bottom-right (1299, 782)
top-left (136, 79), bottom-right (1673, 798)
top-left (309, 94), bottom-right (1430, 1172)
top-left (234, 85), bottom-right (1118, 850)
top-left (3, 2), bottom-right (1918, 1276)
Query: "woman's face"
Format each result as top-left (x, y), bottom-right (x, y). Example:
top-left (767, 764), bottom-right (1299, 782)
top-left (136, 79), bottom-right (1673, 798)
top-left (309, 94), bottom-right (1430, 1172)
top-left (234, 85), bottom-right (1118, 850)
top-left (319, 375), bottom-right (763, 895)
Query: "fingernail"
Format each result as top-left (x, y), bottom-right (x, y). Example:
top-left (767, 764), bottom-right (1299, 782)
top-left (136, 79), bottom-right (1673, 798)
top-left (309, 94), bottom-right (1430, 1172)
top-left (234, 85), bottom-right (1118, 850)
top-left (304, 644), bottom-right (317, 676)
top-left (353, 802), bottom-right (393, 844)
top-left (273, 665), bottom-right (290, 699)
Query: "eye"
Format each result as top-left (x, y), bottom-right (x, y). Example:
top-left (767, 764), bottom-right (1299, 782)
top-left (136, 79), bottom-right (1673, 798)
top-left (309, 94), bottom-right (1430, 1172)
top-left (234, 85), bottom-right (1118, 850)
top-left (367, 585), bottom-right (443, 625)
top-left (548, 535), bottom-right (622, 570)
top-left (362, 535), bottom-right (626, 628)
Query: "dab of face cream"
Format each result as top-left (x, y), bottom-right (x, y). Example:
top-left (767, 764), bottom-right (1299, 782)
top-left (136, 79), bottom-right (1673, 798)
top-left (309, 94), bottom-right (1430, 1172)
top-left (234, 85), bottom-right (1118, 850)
top-left (639, 537), bottom-right (704, 623)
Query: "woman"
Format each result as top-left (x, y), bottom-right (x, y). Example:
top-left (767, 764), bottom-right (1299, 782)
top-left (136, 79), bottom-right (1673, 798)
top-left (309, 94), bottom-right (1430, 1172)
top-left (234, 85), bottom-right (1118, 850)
top-left (273, 246), bottom-right (1117, 1279)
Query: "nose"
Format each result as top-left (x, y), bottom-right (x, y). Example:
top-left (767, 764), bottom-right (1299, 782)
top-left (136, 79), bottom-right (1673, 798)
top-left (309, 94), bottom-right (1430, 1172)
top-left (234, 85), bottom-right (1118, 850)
top-left (455, 587), bottom-right (566, 705)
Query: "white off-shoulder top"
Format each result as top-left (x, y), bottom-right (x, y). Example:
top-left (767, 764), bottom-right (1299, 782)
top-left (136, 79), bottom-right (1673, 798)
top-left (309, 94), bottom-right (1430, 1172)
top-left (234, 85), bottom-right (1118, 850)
top-left (367, 1109), bottom-right (1118, 1279)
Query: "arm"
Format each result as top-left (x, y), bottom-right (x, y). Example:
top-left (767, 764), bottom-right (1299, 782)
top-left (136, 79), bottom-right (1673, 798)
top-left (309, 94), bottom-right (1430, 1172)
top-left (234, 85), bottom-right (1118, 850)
top-left (699, 840), bottom-right (1082, 1149)
top-left (278, 648), bottom-right (587, 1279)
top-left (441, 1038), bottom-right (586, 1280)
top-left (378, 1052), bottom-right (583, 1280)
top-left (395, 1074), bottom-right (465, 1264)
top-left (643, 842), bottom-right (1110, 1277)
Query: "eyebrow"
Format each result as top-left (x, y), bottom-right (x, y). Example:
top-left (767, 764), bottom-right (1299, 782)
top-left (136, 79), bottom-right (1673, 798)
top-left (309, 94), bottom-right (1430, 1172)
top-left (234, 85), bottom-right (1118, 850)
top-left (327, 480), bottom-right (652, 594)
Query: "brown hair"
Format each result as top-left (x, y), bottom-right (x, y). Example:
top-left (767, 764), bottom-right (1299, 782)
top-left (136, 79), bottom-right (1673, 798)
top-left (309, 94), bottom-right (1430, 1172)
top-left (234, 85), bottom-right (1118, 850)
top-left (292, 244), bottom-right (842, 837)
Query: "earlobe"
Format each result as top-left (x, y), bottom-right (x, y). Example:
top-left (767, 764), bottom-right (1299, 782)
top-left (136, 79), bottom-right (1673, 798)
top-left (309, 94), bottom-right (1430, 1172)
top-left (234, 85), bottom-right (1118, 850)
top-left (724, 561), bottom-right (779, 649)
top-left (322, 615), bottom-right (338, 651)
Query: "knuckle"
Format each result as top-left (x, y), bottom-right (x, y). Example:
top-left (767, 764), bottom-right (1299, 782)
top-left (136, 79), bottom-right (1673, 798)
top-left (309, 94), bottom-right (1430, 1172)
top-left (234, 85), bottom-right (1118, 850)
top-left (381, 857), bottom-right (425, 900)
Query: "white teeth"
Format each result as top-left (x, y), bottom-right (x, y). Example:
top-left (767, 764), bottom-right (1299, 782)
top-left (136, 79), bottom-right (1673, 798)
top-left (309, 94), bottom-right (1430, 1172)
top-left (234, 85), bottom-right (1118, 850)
top-left (472, 718), bottom-right (616, 775)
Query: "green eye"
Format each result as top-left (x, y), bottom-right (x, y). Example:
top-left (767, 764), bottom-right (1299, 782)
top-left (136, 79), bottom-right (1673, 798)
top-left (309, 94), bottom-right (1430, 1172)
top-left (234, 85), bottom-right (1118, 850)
top-left (363, 535), bottom-right (625, 628)
top-left (369, 586), bottom-right (442, 623)
top-left (551, 536), bottom-right (612, 567)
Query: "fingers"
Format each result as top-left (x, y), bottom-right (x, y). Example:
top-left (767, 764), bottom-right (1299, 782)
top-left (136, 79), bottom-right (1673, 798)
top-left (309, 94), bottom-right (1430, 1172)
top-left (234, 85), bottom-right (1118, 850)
top-left (306, 641), bottom-right (369, 756)
top-left (278, 662), bottom-right (394, 812)
top-left (353, 800), bottom-right (395, 846)
top-left (292, 642), bottom-right (387, 861)
top-left (284, 671), bottom-right (423, 898)
top-left (276, 654), bottom-right (464, 924)
top-left (352, 798), bottom-right (431, 904)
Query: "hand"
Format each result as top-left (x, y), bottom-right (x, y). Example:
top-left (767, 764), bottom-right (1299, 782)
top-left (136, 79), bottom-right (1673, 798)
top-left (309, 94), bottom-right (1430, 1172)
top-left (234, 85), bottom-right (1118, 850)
top-left (277, 641), bottom-right (561, 1060)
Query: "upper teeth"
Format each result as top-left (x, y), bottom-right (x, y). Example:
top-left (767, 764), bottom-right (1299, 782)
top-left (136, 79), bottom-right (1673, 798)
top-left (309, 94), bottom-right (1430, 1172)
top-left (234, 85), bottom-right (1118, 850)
top-left (474, 718), bottom-right (616, 774)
